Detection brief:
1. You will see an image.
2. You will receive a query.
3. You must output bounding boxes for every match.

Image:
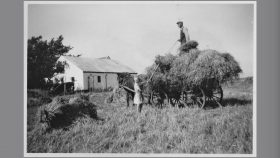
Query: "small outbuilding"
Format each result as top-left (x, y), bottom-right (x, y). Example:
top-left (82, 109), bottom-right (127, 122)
top-left (54, 56), bottom-right (137, 91)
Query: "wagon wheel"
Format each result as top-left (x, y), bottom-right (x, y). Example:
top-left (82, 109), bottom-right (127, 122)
top-left (192, 88), bottom-right (206, 109)
top-left (205, 86), bottom-right (223, 107)
top-left (150, 93), bottom-right (163, 106)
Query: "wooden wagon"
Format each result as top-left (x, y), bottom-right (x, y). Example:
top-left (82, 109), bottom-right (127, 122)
top-left (120, 77), bottom-right (223, 109)
top-left (171, 78), bottom-right (223, 108)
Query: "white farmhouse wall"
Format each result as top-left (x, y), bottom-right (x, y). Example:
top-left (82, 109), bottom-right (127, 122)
top-left (83, 73), bottom-right (119, 90)
top-left (53, 56), bottom-right (137, 91)
top-left (56, 57), bottom-right (84, 90)
top-left (106, 73), bottom-right (119, 88)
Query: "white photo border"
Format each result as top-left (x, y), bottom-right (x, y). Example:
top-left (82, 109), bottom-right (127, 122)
top-left (24, 1), bottom-right (257, 157)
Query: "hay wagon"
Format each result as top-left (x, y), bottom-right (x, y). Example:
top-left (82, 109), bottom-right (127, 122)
top-left (170, 78), bottom-right (223, 109)
top-left (120, 77), bottom-right (223, 109)
top-left (119, 45), bottom-right (241, 109)
top-left (147, 48), bottom-right (241, 109)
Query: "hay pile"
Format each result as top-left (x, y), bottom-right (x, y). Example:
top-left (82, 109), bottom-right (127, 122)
top-left (105, 73), bottom-right (135, 106)
top-left (37, 94), bottom-right (97, 131)
top-left (179, 40), bottom-right (199, 55)
top-left (89, 92), bottom-right (111, 105)
top-left (155, 53), bottom-right (177, 73)
top-left (171, 49), bottom-right (242, 87)
top-left (109, 87), bottom-right (128, 105)
top-left (104, 93), bottom-right (114, 104)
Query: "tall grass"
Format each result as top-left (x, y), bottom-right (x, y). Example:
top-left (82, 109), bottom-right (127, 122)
top-left (27, 88), bottom-right (252, 153)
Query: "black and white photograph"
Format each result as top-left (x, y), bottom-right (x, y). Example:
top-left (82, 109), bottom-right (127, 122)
top-left (24, 1), bottom-right (256, 157)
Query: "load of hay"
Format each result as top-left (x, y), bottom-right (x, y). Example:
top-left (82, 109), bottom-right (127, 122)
top-left (37, 94), bottom-right (97, 131)
top-left (171, 49), bottom-right (242, 87)
top-left (145, 41), bottom-right (242, 96)
top-left (179, 40), bottom-right (199, 55)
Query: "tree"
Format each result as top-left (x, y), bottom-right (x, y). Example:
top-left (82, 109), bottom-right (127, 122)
top-left (28, 35), bottom-right (72, 89)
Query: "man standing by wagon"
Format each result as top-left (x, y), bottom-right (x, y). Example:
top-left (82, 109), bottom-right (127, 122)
top-left (176, 20), bottom-right (190, 45)
top-left (133, 75), bottom-right (144, 113)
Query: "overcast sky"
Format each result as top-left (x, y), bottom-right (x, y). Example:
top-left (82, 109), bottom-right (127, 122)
top-left (27, 2), bottom-right (255, 77)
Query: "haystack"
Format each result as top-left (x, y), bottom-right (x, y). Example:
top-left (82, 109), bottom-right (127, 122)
top-left (171, 49), bottom-right (242, 87)
top-left (37, 94), bottom-right (97, 131)
top-left (110, 87), bottom-right (128, 105)
top-left (104, 93), bottom-right (114, 104)
top-left (179, 40), bottom-right (199, 55)
top-left (106, 73), bottom-right (135, 106)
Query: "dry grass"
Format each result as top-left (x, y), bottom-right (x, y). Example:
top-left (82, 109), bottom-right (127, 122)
top-left (171, 49), bottom-right (242, 87)
top-left (27, 81), bottom-right (253, 154)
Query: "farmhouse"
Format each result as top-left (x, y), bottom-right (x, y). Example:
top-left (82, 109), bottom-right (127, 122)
top-left (54, 56), bottom-right (137, 91)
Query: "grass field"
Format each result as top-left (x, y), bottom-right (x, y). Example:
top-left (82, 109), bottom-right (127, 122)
top-left (26, 78), bottom-right (253, 154)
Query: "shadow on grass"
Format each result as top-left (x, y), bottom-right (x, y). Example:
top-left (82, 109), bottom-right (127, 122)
top-left (204, 97), bottom-right (252, 110)
top-left (222, 97), bottom-right (252, 106)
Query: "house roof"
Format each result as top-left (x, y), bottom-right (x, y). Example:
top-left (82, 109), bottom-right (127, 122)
top-left (62, 56), bottom-right (137, 74)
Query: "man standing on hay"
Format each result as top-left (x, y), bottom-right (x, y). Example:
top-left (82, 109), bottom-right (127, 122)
top-left (176, 20), bottom-right (190, 45)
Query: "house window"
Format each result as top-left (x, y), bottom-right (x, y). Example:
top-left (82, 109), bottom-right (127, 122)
top-left (98, 76), bottom-right (101, 83)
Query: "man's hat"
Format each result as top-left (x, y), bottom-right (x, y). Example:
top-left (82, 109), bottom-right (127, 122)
top-left (176, 20), bottom-right (183, 24)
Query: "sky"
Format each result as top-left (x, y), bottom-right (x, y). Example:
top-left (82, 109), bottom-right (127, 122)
top-left (27, 2), bottom-right (255, 77)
